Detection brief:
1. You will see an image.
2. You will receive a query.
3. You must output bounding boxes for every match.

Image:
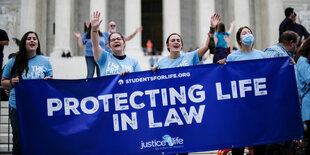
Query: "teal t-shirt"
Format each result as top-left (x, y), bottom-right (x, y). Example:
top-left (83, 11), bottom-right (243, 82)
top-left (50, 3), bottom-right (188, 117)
top-left (81, 33), bottom-right (106, 56)
top-left (226, 49), bottom-right (266, 62)
top-left (156, 49), bottom-right (201, 69)
top-left (296, 56), bottom-right (310, 121)
top-left (264, 43), bottom-right (295, 58)
top-left (2, 55), bottom-right (53, 109)
top-left (97, 51), bottom-right (141, 76)
top-left (215, 32), bottom-right (230, 48)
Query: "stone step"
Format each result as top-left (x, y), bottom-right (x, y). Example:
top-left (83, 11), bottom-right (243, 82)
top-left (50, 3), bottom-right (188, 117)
top-left (1, 107), bottom-right (9, 116)
top-left (0, 116), bottom-right (9, 124)
top-left (0, 133), bottom-right (13, 143)
top-left (0, 101), bottom-right (9, 108)
top-left (0, 124), bottom-right (11, 134)
top-left (0, 144), bottom-right (12, 152)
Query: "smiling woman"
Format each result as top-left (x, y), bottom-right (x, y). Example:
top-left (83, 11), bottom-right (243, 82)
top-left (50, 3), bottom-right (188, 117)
top-left (154, 14), bottom-right (220, 70)
top-left (1, 31), bottom-right (53, 154)
top-left (91, 11), bottom-right (141, 76)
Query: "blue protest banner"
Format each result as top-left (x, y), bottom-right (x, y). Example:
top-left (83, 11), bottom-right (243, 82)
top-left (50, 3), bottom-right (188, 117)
top-left (15, 57), bottom-right (303, 155)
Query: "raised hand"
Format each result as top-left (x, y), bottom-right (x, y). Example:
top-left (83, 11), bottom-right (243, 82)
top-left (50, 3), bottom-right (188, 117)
top-left (73, 32), bottom-right (81, 38)
top-left (224, 35), bottom-right (231, 47)
top-left (230, 21), bottom-right (236, 27)
top-left (85, 21), bottom-right (90, 29)
top-left (210, 13), bottom-right (220, 28)
top-left (136, 26), bottom-right (143, 32)
top-left (91, 11), bottom-right (103, 30)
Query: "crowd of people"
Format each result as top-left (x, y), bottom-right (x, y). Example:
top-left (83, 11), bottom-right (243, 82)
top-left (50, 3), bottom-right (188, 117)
top-left (0, 6), bottom-right (310, 155)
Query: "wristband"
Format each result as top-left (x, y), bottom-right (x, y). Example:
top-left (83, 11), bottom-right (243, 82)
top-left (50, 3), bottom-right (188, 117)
top-left (92, 30), bottom-right (98, 32)
top-left (10, 79), bottom-right (14, 88)
top-left (209, 27), bottom-right (215, 34)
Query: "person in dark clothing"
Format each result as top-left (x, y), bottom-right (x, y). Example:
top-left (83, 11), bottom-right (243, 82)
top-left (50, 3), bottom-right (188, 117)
top-left (293, 12), bottom-right (309, 46)
top-left (279, 7), bottom-right (295, 38)
top-left (0, 29), bottom-right (9, 79)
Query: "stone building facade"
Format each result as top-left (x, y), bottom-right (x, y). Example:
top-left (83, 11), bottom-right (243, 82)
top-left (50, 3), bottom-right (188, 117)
top-left (0, 0), bottom-right (309, 57)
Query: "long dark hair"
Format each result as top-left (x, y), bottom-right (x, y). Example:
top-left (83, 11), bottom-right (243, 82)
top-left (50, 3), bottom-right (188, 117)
top-left (216, 22), bottom-right (226, 33)
top-left (296, 38), bottom-right (310, 62)
top-left (86, 23), bottom-right (103, 39)
top-left (11, 31), bottom-right (42, 78)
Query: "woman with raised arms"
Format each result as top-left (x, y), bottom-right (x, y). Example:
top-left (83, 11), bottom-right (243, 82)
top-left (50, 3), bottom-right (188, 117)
top-left (154, 14), bottom-right (220, 70)
top-left (91, 11), bottom-right (141, 76)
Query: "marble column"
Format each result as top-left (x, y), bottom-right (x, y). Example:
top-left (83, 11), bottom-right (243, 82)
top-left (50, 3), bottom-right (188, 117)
top-left (90, 0), bottom-right (107, 32)
top-left (234, 0), bottom-right (250, 29)
top-left (233, 0), bottom-right (250, 46)
top-left (264, 0), bottom-right (283, 47)
top-left (124, 0), bottom-right (142, 51)
top-left (253, 0), bottom-right (283, 50)
top-left (20, 0), bottom-right (37, 36)
top-left (52, 0), bottom-right (73, 57)
top-left (163, 0), bottom-right (181, 54)
top-left (196, 0), bottom-right (215, 46)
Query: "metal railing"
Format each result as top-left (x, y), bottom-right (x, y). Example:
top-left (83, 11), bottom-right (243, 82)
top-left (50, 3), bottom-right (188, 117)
top-left (0, 87), bottom-right (12, 154)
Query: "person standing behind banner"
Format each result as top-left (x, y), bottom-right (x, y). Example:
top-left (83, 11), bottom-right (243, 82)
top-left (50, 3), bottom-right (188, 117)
top-left (213, 21), bottom-right (235, 62)
top-left (91, 11), bottom-right (141, 76)
top-left (102, 21), bottom-right (143, 53)
top-left (279, 7), bottom-right (295, 38)
top-left (218, 26), bottom-right (267, 155)
top-left (154, 14), bottom-right (219, 70)
top-left (264, 31), bottom-right (299, 64)
top-left (0, 29), bottom-right (9, 78)
top-left (264, 31), bottom-right (299, 154)
top-left (1, 31), bottom-right (53, 155)
top-left (152, 13), bottom-right (219, 155)
top-left (296, 38), bottom-right (310, 155)
top-left (73, 23), bottom-right (105, 78)
top-left (292, 12), bottom-right (309, 46)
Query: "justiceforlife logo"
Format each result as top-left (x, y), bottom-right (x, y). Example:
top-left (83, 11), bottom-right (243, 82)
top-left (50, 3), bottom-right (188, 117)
top-left (140, 134), bottom-right (184, 150)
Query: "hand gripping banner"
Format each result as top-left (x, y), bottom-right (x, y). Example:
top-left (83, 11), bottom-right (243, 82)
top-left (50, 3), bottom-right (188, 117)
top-left (15, 57), bottom-right (303, 155)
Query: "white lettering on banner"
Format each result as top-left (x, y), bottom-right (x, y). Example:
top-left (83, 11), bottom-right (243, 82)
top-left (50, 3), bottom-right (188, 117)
top-left (45, 77), bottom-right (268, 131)
top-left (148, 110), bottom-right (163, 128)
top-left (47, 98), bottom-right (62, 116)
top-left (115, 93), bottom-right (129, 111)
top-left (216, 78), bottom-right (268, 100)
top-left (98, 94), bottom-right (113, 112)
top-left (169, 87), bottom-right (186, 105)
top-left (148, 105), bottom-right (206, 128)
top-left (145, 89), bottom-right (160, 107)
top-left (129, 91), bottom-right (145, 109)
top-left (140, 135), bottom-right (184, 150)
top-left (125, 72), bottom-right (191, 84)
top-left (80, 97), bottom-right (99, 114)
top-left (254, 78), bottom-right (268, 96)
top-left (64, 98), bottom-right (80, 115)
top-left (112, 112), bottom-right (138, 131)
top-left (46, 84), bottom-right (206, 116)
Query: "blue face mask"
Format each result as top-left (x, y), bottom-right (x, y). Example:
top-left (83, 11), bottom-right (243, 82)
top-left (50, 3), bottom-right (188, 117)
top-left (242, 33), bottom-right (254, 45)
